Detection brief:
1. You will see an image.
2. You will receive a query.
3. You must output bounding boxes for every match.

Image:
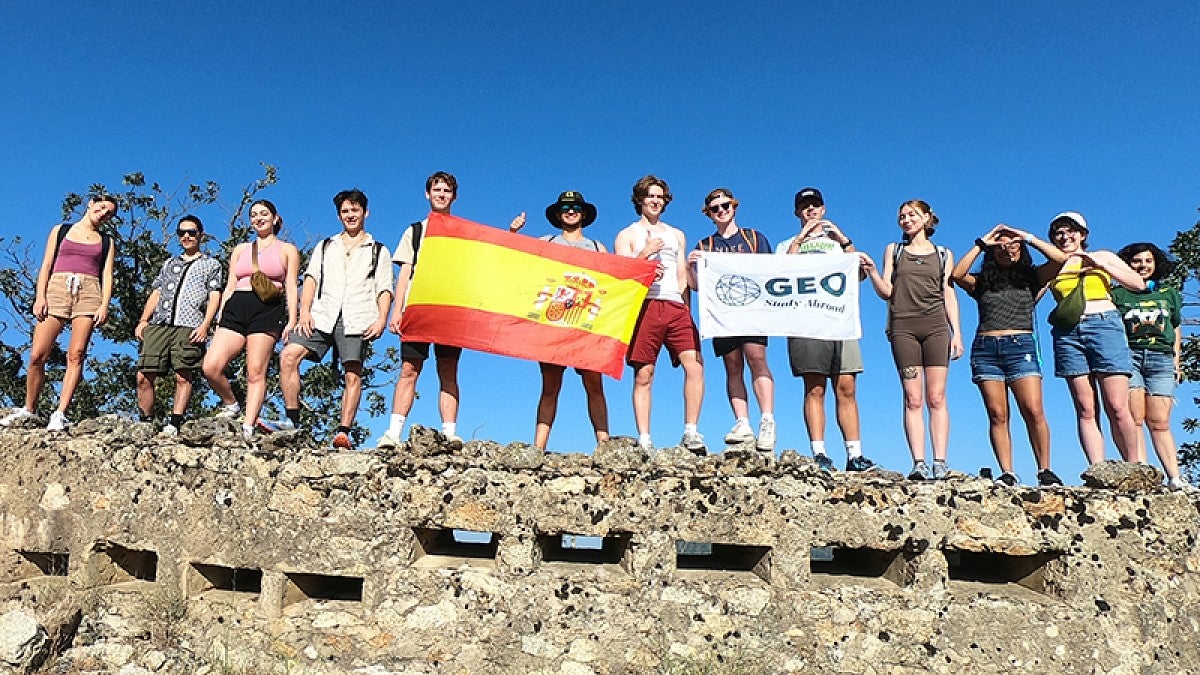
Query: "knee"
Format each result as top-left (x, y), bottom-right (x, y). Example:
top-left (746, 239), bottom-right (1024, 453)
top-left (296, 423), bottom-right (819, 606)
top-left (834, 380), bottom-right (857, 400)
top-left (926, 389), bottom-right (947, 410)
top-left (65, 346), bottom-right (88, 367)
top-left (903, 393), bottom-right (925, 411)
top-left (280, 348), bottom-right (304, 371)
top-left (343, 369), bottom-right (362, 389)
top-left (633, 368), bottom-right (655, 388)
top-left (984, 406), bottom-right (1009, 425)
top-left (806, 384), bottom-right (827, 400)
top-left (136, 372), bottom-right (152, 388)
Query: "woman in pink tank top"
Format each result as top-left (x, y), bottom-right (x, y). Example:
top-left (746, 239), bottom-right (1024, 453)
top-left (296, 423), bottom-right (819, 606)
top-left (0, 195), bottom-right (118, 432)
top-left (202, 199), bottom-right (299, 440)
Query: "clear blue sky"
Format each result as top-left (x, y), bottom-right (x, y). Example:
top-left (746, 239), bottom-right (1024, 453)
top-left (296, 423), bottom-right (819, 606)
top-left (3, 2), bottom-right (1199, 483)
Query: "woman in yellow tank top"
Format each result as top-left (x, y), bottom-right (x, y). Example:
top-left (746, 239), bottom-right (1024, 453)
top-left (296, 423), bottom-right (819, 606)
top-left (1036, 211), bottom-right (1145, 467)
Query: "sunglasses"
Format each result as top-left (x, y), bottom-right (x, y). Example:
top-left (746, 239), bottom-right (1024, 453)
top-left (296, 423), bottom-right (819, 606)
top-left (559, 204), bottom-right (586, 213)
top-left (176, 228), bottom-right (200, 237)
top-left (708, 201), bottom-right (734, 213)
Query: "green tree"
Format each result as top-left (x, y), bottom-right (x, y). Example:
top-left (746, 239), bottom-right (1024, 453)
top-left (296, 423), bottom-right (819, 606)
top-left (1168, 208), bottom-right (1200, 480)
top-left (0, 166), bottom-right (394, 445)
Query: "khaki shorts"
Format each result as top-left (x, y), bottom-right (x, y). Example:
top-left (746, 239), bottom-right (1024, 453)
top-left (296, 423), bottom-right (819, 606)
top-left (45, 272), bottom-right (102, 320)
top-left (139, 324), bottom-right (204, 374)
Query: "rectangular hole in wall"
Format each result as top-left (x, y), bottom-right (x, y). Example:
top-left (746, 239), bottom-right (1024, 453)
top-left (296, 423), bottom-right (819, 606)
top-left (945, 549), bottom-right (1063, 594)
top-left (187, 563), bottom-right (263, 597)
top-left (412, 528), bottom-right (498, 568)
top-left (810, 545), bottom-right (908, 585)
top-left (675, 541), bottom-right (771, 583)
top-left (18, 551), bottom-right (70, 578)
top-left (538, 532), bottom-right (630, 565)
top-left (283, 572), bottom-right (363, 607)
top-left (90, 542), bottom-right (157, 585)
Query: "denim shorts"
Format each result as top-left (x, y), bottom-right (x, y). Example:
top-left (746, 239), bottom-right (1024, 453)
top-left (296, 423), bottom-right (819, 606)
top-left (970, 333), bottom-right (1041, 383)
top-left (1130, 348), bottom-right (1177, 396)
top-left (1051, 310), bottom-right (1132, 378)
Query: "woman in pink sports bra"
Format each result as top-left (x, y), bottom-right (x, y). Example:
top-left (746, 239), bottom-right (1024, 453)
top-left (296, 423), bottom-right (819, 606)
top-left (202, 199), bottom-right (299, 440)
top-left (0, 195), bottom-right (118, 432)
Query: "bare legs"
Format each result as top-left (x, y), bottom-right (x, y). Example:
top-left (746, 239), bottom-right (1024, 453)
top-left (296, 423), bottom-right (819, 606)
top-left (900, 365), bottom-right (949, 462)
top-left (534, 363), bottom-right (609, 450)
top-left (23, 314), bottom-right (96, 415)
top-left (1066, 373), bottom-right (1140, 464)
top-left (1130, 388), bottom-right (1182, 479)
top-left (722, 343), bottom-right (774, 419)
top-left (977, 376), bottom-right (1052, 473)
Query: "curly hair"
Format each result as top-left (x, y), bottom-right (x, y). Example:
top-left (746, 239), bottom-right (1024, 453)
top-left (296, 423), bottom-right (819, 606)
top-left (631, 175), bottom-right (673, 215)
top-left (973, 241), bottom-right (1038, 293)
top-left (1117, 242), bottom-right (1175, 282)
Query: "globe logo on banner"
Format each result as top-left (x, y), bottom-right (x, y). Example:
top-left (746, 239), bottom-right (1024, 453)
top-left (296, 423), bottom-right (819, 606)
top-left (714, 274), bottom-right (761, 307)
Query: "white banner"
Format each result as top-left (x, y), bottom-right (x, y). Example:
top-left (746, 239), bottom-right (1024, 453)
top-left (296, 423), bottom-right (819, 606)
top-left (696, 252), bottom-right (861, 340)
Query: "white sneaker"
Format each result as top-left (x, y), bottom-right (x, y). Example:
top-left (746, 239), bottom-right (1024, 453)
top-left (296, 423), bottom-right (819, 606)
top-left (0, 408), bottom-right (35, 427)
top-left (216, 403), bottom-right (241, 419)
top-left (756, 419), bottom-right (776, 451)
top-left (376, 431), bottom-right (402, 449)
top-left (46, 411), bottom-right (68, 432)
top-left (681, 430), bottom-right (706, 455)
top-left (724, 419), bottom-right (755, 444)
top-left (637, 437), bottom-right (654, 452)
top-left (1168, 476), bottom-right (1196, 491)
top-left (241, 424), bottom-right (255, 440)
top-left (160, 423), bottom-right (178, 437)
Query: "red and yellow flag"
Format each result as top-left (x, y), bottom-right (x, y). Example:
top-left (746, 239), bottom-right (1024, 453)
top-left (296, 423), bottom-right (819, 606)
top-left (401, 213), bottom-right (657, 379)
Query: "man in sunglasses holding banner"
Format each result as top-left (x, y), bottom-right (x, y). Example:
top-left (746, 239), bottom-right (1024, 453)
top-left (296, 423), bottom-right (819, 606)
top-left (134, 215), bottom-right (224, 435)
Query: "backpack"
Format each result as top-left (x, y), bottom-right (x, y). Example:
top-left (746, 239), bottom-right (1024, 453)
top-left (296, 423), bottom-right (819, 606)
top-left (408, 221), bottom-right (424, 279)
top-left (891, 242), bottom-right (949, 287)
top-left (52, 224), bottom-right (112, 272)
top-left (699, 228), bottom-right (759, 253)
top-left (316, 236), bottom-right (385, 299)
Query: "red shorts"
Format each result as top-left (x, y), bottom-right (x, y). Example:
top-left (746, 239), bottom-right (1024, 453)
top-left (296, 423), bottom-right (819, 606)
top-left (627, 299), bottom-right (700, 368)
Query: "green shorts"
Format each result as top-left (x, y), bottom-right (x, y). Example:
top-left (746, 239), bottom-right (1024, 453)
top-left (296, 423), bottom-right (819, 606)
top-left (138, 324), bottom-right (204, 374)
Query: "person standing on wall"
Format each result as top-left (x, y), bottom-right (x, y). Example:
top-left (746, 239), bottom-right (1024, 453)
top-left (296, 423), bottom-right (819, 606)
top-left (278, 189), bottom-right (392, 450)
top-left (775, 188), bottom-right (877, 472)
top-left (614, 175), bottom-right (705, 454)
top-left (685, 187), bottom-right (776, 453)
top-left (133, 215), bottom-right (223, 436)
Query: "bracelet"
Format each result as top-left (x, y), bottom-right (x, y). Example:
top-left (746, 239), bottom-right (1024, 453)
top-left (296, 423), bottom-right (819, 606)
top-left (974, 238), bottom-right (987, 250)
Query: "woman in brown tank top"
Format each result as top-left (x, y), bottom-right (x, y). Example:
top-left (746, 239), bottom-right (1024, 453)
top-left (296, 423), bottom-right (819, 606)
top-left (861, 199), bottom-right (963, 480)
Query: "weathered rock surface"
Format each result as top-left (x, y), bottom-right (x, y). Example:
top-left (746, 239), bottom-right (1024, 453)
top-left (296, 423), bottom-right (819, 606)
top-left (0, 417), bottom-right (1198, 674)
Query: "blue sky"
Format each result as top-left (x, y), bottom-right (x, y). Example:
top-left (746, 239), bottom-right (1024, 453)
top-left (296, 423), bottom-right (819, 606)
top-left (3, 2), bottom-right (1199, 483)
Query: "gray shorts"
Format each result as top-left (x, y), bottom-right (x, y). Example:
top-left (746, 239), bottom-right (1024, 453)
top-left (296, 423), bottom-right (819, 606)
top-left (288, 316), bottom-right (364, 364)
top-left (788, 337), bottom-right (863, 376)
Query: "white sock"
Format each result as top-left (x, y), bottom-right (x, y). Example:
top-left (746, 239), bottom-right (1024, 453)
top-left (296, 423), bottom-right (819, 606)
top-left (846, 440), bottom-right (862, 459)
top-left (684, 423), bottom-right (698, 434)
top-left (388, 414), bottom-right (406, 436)
top-left (442, 421), bottom-right (457, 437)
top-left (735, 416), bottom-right (749, 426)
top-left (811, 440), bottom-right (827, 456)
top-left (760, 413), bottom-right (774, 423)
top-left (639, 433), bottom-right (652, 446)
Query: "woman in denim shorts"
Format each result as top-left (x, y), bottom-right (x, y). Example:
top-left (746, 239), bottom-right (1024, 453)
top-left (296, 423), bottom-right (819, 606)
top-left (952, 224), bottom-right (1067, 486)
top-left (1038, 212), bottom-right (1145, 466)
top-left (1113, 243), bottom-right (1190, 489)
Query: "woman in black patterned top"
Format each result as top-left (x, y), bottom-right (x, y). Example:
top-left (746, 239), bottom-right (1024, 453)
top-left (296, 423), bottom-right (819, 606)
top-left (951, 224), bottom-right (1066, 487)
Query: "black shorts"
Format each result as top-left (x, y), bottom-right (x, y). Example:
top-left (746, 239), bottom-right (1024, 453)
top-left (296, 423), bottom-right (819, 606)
top-left (712, 335), bottom-right (768, 358)
top-left (401, 341), bottom-right (463, 362)
top-left (218, 290), bottom-right (285, 338)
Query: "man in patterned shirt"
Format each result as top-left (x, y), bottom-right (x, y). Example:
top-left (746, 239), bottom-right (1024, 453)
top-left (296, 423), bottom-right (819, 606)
top-left (135, 215), bottom-right (224, 435)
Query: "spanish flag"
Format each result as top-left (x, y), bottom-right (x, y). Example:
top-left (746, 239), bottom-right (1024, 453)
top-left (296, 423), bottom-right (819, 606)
top-left (401, 213), bottom-right (657, 379)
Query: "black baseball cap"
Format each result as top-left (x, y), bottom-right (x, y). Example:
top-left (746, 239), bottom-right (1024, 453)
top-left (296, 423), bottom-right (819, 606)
top-left (794, 187), bottom-right (824, 210)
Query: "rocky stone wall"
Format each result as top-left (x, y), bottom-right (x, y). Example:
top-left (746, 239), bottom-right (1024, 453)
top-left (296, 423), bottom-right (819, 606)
top-left (0, 417), bottom-right (1197, 674)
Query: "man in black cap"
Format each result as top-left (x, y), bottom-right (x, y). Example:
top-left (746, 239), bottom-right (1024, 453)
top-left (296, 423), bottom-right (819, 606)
top-left (775, 187), bottom-right (877, 472)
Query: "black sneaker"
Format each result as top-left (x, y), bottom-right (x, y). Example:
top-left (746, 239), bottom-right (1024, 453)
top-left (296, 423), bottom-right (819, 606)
top-left (907, 461), bottom-right (930, 481)
top-left (994, 472), bottom-right (1020, 487)
top-left (845, 455), bottom-right (876, 472)
top-left (1037, 469), bottom-right (1064, 487)
top-left (813, 453), bottom-right (835, 472)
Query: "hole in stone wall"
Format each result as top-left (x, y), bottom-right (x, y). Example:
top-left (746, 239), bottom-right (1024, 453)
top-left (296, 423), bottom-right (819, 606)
top-left (675, 541), bottom-right (771, 582)
top-left (187, 563), bottom-right (263, 597)
top-left (412, 528), bottom-right (498, 568)
top-left (283, 572), bottom-right (363, 607)
top-left (944, 549), bottom-right (1062, 594)
top-left (89, 542), bottom-right (157, 585)
top-left (18, 551), bottom-right (70, 578)
top-left (810, 545), bottom-right (909, 585)
top-left (538, 532), bottom-right (630, 565)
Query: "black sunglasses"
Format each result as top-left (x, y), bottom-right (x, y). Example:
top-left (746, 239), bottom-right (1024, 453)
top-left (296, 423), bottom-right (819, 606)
top-left (559, 204), bottom-right (586, 213)
top-left (708, 201), bottom-right (734, 213)
top-left (176, 228), bottom-right (201, 237)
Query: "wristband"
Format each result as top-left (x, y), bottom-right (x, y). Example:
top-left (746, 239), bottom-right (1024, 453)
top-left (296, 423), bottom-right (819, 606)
top-left (840, 238), bottom-right (853, 249)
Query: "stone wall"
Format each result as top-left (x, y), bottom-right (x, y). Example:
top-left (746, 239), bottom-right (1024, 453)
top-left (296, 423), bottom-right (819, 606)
top-left (0, 416), bottom-right (1197, 674)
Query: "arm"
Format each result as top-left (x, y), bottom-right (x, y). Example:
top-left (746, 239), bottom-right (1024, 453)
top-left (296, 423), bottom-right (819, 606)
top-left (951, 236), bottom-right (988, 294)
top-left (135, 289), bottom-right (162, 341)
top-left (1088, 250), bottom-right (1146, 291)
top-left (32, 227), bottom-right (60, 321)
top-left (282, 243), bottom-right (301, 341)
top-left (215, 245), bottom-right (243, 321)
top-left (861, 244), bottom-right (895, 300)
top-left (191, 290), bottom-right (221, 343)
top-left (95, 236), bottom-right (116, 326)
top-left (295, 277), bottom-right (317, 337)
top-left (1004, 225), bottom-right (1067, 264)
top-left (943, 250), bottom-right (964, 359)
top-left (388, 265), bottom-right (412, 334)
top-left (686, 243), bottom-right (701, 292)
top-left (676, 230), bottom-right (691, 308)
top-left (366, 246), bottom-right (394, 340)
